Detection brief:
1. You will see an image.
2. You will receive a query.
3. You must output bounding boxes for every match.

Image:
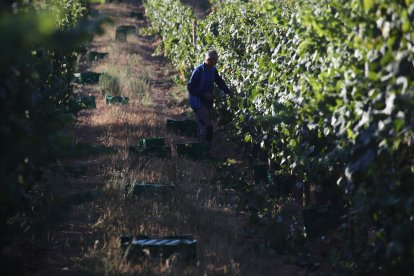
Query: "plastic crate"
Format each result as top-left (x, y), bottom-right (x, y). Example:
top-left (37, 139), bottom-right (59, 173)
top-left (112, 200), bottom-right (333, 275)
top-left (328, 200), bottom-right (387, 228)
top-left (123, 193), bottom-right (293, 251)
top-left (166, 118), bottom-right (198, 137)
top-left (89, 9), bottom-right (100, 17)
top-left (74, 72), bottom-right (101, 84)
top-left (88, 51), bottom-right (108, 61)
top-left (130, 146), bottom-right (171, 158)
top-left (130, 137), bottom-right (170, 158)
top-left (76, 95), bottom-right (96, 109)
top-left (115, 30), bottom-right (127, 42)
top-left (130, 11), bottom-right (144, 20)
top-left (176, 142), bottom-right (209, 160)
top-left (120, 234), bottom-right (197, 261)
top-left (115, 25), bottom-right (135, 42)
top-left (117, 25), bottom-right (136, 34)
top-left (138, 137), bottom-right (165, 148)
top-left (106, 95), bottom-right (129, 105)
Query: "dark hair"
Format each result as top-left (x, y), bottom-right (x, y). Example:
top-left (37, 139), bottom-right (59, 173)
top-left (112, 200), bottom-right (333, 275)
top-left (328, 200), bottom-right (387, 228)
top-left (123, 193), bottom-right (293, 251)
top-left (205, 49), bottom-right (218, 60)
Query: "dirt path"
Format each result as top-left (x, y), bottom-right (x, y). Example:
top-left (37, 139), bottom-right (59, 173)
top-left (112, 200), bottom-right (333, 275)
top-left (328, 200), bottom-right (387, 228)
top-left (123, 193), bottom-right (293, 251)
top-left (33, 2), bottom-right (306, 275)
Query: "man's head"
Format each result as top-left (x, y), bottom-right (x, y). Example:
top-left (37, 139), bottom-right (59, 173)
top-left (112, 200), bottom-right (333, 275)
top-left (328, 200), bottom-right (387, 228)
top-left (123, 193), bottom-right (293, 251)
top-left (204, 49), bottom-right (218, 67)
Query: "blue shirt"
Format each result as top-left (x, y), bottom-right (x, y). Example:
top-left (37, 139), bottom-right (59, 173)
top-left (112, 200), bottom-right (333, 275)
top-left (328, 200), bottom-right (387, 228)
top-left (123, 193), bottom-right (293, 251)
top-left (187, 62), bottom-right (230, 110)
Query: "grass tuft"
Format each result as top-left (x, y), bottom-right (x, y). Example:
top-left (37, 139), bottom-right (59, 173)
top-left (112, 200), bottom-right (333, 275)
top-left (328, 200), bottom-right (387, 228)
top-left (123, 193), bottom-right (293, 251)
top-left (97, 39), bottom-right (153, 105)
top-left (99, 72), bottom-right (121, 96)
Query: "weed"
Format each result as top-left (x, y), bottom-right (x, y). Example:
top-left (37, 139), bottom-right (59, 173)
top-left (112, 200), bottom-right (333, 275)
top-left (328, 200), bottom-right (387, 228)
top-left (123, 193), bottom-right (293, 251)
top-left (99, 44), bottom-right (153, 104)
top-left (170, 84), bottom-right (188, 103)
top-left (99, 72), bottom-right (121, 96)
top-left (138, 26), bottom-right (159, 36)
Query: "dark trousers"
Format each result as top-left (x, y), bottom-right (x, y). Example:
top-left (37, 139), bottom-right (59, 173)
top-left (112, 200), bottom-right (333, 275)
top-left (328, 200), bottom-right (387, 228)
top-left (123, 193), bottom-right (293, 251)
top-left (195, 105), bottom-right (213, 142)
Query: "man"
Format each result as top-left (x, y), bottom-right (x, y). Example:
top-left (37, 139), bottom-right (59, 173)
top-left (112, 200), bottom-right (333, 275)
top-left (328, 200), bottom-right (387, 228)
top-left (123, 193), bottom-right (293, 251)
top-left (187, 49), bottom-right (231, 142)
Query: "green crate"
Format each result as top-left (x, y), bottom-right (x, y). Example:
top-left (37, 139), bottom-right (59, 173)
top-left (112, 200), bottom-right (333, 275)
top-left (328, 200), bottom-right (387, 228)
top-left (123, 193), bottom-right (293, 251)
top-left (117, 25), bottom-right (136, 34)
top-left (176, 142), bottom-right (209, 160)
top-left (302, 206), bottom-right (333, 239)
top-left (138, 137), bottom-right (165, 148)
top-left (132, 182), bottom-right (175, 196)
top-left (88, 51), bottom-right (108, 61)
top-left (115, 29), bottom-right (127, 42)
top-left (130, 146), bottom-right (171, 158)
top-left (130, 137), bottom-right (169, 157)
top-left (120, 234), bottom-right (197, 261)
top-left (106, 95), bottom-right (129, 105)
top-left (166, 118), bottom-right (198, 137)
top-left (74, 72), bottom-right (101, 84)
top-left (89, 9), bottom-right (100, 17)
top-left (130, 11), bottom-right (144, 20)
top-left (76, 95), bottom-right (96, 109)
top-left (115, 25), bottom-right (136, 42)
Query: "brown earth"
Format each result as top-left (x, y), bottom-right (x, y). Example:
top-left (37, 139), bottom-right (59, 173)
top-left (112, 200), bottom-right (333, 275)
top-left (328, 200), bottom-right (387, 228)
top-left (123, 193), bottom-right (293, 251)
top-left (10, 1), bottom-right (310, 275)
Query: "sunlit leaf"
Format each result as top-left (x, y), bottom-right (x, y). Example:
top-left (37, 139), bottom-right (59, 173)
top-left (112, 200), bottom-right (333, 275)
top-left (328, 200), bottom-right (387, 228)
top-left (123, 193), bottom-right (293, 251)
top-left (363, 0), bottom-right (375, 11)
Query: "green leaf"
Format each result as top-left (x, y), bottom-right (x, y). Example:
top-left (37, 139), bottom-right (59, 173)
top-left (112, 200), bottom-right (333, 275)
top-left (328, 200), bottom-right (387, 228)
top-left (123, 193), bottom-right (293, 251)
top-left (401, 10), bottom-right (411, 33)
top-left (347, 128), bottom-right (356, 140)
top-left (393, 118), bottom-right (404, 133)
top-left (363, 0), bottom-right (374, 11)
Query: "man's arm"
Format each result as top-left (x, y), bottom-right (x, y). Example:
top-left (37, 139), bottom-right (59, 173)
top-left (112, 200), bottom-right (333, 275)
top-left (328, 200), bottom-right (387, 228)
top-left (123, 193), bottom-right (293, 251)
top-left (214, 69), bottom-right (231, 95)
top-left (187, 68), bottom-right (203, 97)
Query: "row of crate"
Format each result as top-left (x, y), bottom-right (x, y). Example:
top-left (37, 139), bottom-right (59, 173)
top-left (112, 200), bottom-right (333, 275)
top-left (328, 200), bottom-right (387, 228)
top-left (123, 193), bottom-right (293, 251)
top-left (81, 9), bottom-right (200, 262)
top-left (73, 94), bottom-right (129, 109)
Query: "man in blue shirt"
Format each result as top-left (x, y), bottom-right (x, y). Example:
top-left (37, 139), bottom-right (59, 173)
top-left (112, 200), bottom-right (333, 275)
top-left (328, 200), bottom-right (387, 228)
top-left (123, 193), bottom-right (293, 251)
top-left (187, 49), bottom-right (231, 142)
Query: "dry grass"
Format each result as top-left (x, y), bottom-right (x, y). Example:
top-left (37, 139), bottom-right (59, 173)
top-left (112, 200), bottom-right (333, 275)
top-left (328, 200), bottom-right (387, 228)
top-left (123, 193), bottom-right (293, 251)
top-left (96, 37), bottom-right (153, 104)
top-left (34, 1), bottom-right (307, 275)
